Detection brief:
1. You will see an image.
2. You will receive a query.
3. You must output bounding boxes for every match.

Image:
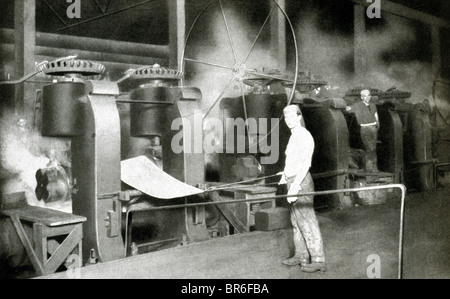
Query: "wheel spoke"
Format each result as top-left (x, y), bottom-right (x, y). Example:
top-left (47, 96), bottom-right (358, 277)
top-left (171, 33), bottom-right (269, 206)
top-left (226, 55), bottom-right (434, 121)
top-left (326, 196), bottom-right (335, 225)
top-left (243, 5), bottom-right (276, 64)
top-left (203, 76), bottom-right (236, 120)
top-left (240, 82), bottom-right (252, 147)
top-left (244, 69), bottom-right (292, 83)
top-left (184, 58), bottom-right (233, 71)
top-left (219, 0), bottom-right (238, 63)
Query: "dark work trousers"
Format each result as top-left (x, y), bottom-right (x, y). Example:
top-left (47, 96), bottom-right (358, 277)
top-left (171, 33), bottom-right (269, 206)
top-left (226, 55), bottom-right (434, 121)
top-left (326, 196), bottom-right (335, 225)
top-left (360, 125), bottom-right (378, 171)
top-left (287, 172), bottom-right (325, 263)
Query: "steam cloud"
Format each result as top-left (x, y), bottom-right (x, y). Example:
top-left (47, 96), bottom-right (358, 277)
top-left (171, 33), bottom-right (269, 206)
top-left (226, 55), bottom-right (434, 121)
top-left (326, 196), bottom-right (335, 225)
top-left (185, 2), bottom-right (439, 112)
top-left (295, 8), bottom-right (435, 103)
top-left (0, 110), bottom-right (71, 213)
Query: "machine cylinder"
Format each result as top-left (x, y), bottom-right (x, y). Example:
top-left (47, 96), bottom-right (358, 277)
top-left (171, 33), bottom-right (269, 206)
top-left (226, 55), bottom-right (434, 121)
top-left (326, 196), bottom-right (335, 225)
top-left (222, 93), bottom-right (286, 136)
top-left (42, 82), bottom-right (86, 137)
top-left (130, 87), bottom-right (171, 137)
top-left (245, 93), bottom-right (283, 125)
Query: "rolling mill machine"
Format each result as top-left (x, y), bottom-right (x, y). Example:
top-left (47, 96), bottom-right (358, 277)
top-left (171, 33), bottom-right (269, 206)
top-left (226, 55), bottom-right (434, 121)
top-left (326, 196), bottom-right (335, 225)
top-left (218, 70), bottom-right (291, 185)
top-left (40, 59), bottom-right (126, 263)
top-left (116, 63), bottom-right (211, 256)
top-left (376, 88), bottom-right (435, 192)
top-left (42, 60), bottom-right (216, 261)
top-left (0, 59), bottom-right (216, 275)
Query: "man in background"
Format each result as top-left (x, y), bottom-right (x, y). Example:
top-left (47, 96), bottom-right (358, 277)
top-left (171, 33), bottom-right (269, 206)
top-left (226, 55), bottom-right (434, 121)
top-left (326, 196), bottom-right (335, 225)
top-left (346, 89), bottom-right (379, 172)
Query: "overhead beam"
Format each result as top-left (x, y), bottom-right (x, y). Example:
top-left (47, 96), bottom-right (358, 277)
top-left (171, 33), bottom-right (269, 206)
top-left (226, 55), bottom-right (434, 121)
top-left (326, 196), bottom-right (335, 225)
top-left (354, 3), bottom-right (367, 80)
top-left (270, 0), bottom-right (286, 71)
top-left (431, 26), bottom-right (442, 79)
top-left (349, 0), bottom-right (450, 29)
top-left (0, 28), bottom-right (169, 59)
top-left (14, 0), bottom-right (36, 119)
top-left (168, 0), bottom-right (186, 70)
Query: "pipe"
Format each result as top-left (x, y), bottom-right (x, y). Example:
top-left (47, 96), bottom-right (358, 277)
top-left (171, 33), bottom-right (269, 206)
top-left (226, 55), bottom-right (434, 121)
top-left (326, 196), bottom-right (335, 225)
top-left (115, 100), bottom-right (174, 105)
top-left (311, 169), bottom-right (348, 180)
top-left (125, 184), bottom-right (407, 279)
top-left (0, 28), bottom-right (169, 59)
top-left (35, 46), bottom-right (166, 67)
top-left (0, 55), bottom-right (77, 85)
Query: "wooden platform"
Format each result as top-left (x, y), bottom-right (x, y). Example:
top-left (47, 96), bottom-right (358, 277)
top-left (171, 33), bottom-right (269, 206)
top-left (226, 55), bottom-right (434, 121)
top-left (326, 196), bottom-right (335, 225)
top-left (1, 206), bottom-right (86, 227)
top-left (1, 206), bottom-right (86, 276)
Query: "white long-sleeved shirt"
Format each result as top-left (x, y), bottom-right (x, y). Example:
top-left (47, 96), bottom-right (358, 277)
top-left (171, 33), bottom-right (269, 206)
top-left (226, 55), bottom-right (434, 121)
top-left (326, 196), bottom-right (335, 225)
top-left (283, 126), bottom-right (315, 186)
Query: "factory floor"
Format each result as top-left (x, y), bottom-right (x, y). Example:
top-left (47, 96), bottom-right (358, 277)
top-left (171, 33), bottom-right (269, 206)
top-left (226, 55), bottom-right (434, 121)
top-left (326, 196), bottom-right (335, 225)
top-left (36, 188), bottom-right (450, 280)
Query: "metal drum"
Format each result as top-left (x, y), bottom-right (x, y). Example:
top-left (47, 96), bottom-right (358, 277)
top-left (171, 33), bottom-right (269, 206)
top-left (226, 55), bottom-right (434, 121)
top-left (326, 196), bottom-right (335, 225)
top-left (129, 87), bottom-right (173, 137)
top-left (41, 82), bottom-right (86, 137)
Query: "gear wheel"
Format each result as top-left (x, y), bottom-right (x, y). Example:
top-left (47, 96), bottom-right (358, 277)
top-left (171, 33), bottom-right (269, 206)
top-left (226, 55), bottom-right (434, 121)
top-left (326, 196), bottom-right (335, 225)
top-left (379, 90), bottom-right (412, 99)
top-left (282, 72), bottom-right (328, 92)
top-left (242, 68), bottom-right (290, 87)
top-left (42, 59), bottom-right (105, 76)
top-left (130, 64), bottom-right (183, 81)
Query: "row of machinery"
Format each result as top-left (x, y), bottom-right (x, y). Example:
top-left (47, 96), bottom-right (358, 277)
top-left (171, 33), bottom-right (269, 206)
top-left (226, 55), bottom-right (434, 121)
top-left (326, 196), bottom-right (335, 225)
top-left (0, 58), bottom-right (436, 276)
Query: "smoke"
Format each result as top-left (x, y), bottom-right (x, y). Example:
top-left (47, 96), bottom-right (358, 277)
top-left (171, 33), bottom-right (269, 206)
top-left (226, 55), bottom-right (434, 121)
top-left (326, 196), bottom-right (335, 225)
top-left (185, 2), bottom-right (437, 108)
top-left (0, 110), bottom-right (71, 213)
top-left (184, 2), bottom-right (280, 119)
top-left (294, 8), bottom-right (435, 104)
top-left (294, 9), bottom-right (354, 95)
top-left (362, 14), bottom-right (434, 103)
top-left (0, 112), bottom-right (47, 206)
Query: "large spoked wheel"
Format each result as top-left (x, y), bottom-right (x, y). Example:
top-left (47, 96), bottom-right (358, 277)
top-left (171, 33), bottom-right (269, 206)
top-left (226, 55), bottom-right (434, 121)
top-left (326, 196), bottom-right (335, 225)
top-left (180, 0), bottom-right (299, 122)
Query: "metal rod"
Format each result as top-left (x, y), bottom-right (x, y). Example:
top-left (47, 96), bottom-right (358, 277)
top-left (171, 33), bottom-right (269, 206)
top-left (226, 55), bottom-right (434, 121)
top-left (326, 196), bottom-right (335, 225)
top-left (127, 184), bottom-right (406, 279)
top-left (55, 0), bottom-right (157, 32)
top-left (243, 5), bottom-right (276, 64)
top-left (23, 80), bottom-right (54, 84)
top-left (136, 238), bottom-right (179, 248)
top-left (116, 100), bottom-right (173, 105)
top-left (0, 55), bottom-right (77, 85)
top-left (311, 169), bottom-right (348, 180)
top-left (184, 57), bottom-right (232, 71)
top-left (207, 173), bottom-right (282, 191)
top-left (92, 0), bottom-right (106, 14)
top-left (43, 0), bottom-right (68, 26)
top-left (0, 71), bottom-right (40, 85)
top-left (180, 0), bottom-right (217, 82)
top-left (105, 0), bottom-right (112, 13)
top-left (240, 82), bottom-right (251, 146)
top-left (219, 0), bottom-right (238, 63)
top-left (133, 184), bottom-right (403, 209)
top-left (202, 76), bottom-right (235, 120)
top-left (243, 69), bottom-right (290, 82)
top-left (409, 159), bottom-right (438, 165)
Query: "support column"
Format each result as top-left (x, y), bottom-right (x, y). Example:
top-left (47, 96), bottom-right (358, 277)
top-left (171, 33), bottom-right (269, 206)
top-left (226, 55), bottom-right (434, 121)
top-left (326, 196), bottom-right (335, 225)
top-left (431, 25), bottom-right (441, 80)
top-left (271, 0), bottom-right (286, 71)
top-left (14, 0), bottom-right (36, 120)
top-left (168, 0), bottom-right (185, 71)
top-left (354, 4), bottom-right (367, 81)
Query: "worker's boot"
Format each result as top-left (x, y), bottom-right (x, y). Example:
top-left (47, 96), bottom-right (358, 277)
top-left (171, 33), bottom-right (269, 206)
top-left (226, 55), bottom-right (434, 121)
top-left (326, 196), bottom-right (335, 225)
top-left (300, 262), bottom-right (327, 273)
top-left (281, 256), bottom-right (309, 266)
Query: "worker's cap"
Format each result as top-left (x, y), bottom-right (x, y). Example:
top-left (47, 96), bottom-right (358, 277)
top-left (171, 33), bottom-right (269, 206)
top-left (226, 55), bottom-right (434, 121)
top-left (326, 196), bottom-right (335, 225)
top-left (283, 105), bottom-right (301, 116)
top-left (360, 89), bottom-right (371, 97)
